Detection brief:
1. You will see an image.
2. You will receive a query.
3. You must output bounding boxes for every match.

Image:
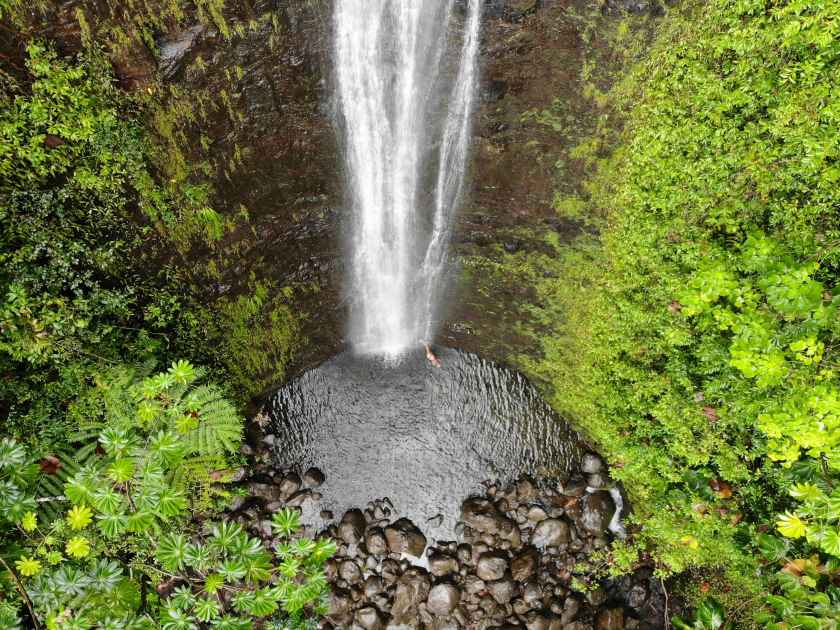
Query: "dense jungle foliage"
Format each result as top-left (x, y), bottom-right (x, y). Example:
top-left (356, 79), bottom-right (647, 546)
top-left (3, 0), bottom-right (840, 627)
top-left (515, 0), bottom-right (840, 625)
top-left (0, 40), bottom-right (325, 628)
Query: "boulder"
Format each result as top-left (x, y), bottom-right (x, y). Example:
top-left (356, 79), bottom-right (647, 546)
top-left (531, 518), bottom-right (570, 548)
top-left (577, 491), bottom-right (616, 536)
top-left (476, 551), bottom-right (508, 581)
top-left (303, 467), bottom-right (325, 487)
top-left (462, 497), bottom-right (517, 535)
top-left (427, 583), bottom-right (461, 616)
top-left (385, 518), bottom-right (427, 557)
top-left (339, 509), bottom-right (367, 545)
top-left (365, 527), bottom-right (389, 556)
top-left (511, 547), bottom-right (539, 582)
top-left (391, 569), bottom-right (431, 621)
top-left (488, 579), bottom-right (515, 604)
top-left (355, 606), bottom-right (384, 630)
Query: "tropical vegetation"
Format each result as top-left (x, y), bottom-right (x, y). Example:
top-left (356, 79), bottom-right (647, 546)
top-left (510, 0), bottom-right (840, 625)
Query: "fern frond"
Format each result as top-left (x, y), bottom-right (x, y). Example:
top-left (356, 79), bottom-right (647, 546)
top-left (33, 428), bottom-right (103, 521)
top-left (178, 385), bottom-right (242, 456)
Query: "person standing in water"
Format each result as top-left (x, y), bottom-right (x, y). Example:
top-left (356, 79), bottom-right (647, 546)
top-left (424, 343), bottom-right (442, 368)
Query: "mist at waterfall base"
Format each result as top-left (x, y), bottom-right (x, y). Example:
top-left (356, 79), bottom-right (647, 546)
top-left (334, 0), bottom-right (482, 357)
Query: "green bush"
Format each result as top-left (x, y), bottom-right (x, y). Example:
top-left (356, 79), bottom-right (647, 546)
top-left (515, 0), bottom-right (840, 624)
top-left (0, 363), bottom-right (332, 629)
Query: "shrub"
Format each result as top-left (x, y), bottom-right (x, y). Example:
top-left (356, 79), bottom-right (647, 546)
top-left (0, 363), bottom-right (333, 629)
top-left (516, 0), bottom-right (840, 623)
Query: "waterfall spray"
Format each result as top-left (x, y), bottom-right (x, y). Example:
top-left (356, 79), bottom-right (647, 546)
top-left (334, 0), bottom-right (482, 357)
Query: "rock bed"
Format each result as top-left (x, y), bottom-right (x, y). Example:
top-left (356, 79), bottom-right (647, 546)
top-left (230, 447), bottom-right (665, 629)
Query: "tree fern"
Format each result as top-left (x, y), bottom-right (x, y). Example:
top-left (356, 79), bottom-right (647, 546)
top-left (177, 384), bottom-right (241, 456)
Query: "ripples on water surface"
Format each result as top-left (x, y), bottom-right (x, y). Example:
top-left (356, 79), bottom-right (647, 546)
top-left (266, 348), bottom-right (583, 541)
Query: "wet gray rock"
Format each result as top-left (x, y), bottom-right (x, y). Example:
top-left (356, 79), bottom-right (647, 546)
top-left (531, 518), bottom-right (570, 548)
top-left (278, 472), bottom-right (302, 499)
top-left (627, 582), bottom-right (648, 610)
top-left (511, 547), bottom-right (539, 582)
top-left (355, 606), bottom-right (384, 630)
top-left (488, 579), bottom-right (515, 604)
top-left (577, 492), bottom-right (616, 536)
top-left (365, 527), bottom-right (388, 556)
top-left (303, 467), bottom-right (325, 487)
top-left (339, 559), bottom-right (362, 584)
top-left (157, 24), bottom-right (205, 80)
top-left (385, 518), bottom-right (427, 557)
top-left (339, 509), bottom-right (367, 545)
top-left (327, 587), bottom-right (353, 625)
top-left (392, 569), bottom-right (431, 621)
top-left (476, 551), bottom-right (508, 581)
top-left (428, 551), bottom-right (459, 577)
top-left (427, 583), bottom-right (461, 616)
top-left (581, 453), bottom-right (605, 474)
top-left (462, 497), bottom-right (516, 535)
top-left (587, 472), bottom-right (611, 489)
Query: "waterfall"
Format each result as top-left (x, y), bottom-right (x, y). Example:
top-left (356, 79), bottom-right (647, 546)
top-left (334, 0), bottom-right (482, 357)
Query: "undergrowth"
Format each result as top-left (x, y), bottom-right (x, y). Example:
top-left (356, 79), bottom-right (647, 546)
top-left (507, 0), bottom-right (840, 625)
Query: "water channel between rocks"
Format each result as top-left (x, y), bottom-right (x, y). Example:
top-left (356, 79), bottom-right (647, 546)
top-left (263, 348), bottom-right (586, 542)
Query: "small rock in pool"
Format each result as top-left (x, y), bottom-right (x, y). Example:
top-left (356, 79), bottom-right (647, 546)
top-left (581, 452), bottom-right (605, 474)
top-left (303, 467), bottom-right (325, 487)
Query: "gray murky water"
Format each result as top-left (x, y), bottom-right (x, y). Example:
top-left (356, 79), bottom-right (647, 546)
top-left (265, 348), bottom-right (583, 542)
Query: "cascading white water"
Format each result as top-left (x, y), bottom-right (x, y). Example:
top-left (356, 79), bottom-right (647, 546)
top-left (334, 0), bottom-right (482, 357)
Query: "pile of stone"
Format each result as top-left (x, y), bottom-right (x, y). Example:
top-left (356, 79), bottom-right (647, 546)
top-left (227, 447), bottom-right (664, 629)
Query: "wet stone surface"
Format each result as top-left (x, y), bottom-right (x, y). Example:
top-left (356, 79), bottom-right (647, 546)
top-left (227, 443), bottom-right (665, 629)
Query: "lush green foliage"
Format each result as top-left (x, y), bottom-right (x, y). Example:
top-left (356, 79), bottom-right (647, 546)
top-left (0, 365), bottom-right (332, 629)
top-left (0, 41), bottom-right (319, 629)
top-left (1, 42), bottom-right (301, 446)
top-left (508, 0), bottom-right (840, 624)
top-left (0, 43), bottom-right (210, 445)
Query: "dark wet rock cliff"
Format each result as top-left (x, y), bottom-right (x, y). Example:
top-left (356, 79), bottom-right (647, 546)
top-left (2, 0), bottom-right (660, 388)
